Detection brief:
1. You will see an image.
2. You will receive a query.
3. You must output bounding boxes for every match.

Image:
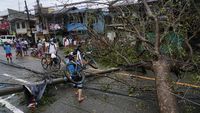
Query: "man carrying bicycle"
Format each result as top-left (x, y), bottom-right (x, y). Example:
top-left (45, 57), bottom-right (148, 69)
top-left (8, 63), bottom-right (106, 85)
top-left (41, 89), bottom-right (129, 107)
top-left (64, 52), bottom-right (85, 103)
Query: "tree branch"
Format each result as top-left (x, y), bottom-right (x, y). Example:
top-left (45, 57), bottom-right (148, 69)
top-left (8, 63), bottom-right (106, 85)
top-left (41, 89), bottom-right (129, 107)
top-left (142, 0), bottom-right (160, 55)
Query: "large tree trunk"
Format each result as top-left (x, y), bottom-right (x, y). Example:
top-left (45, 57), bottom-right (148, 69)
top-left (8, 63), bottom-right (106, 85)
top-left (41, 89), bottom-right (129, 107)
top-left (153, 58), bottom-right (179, 113)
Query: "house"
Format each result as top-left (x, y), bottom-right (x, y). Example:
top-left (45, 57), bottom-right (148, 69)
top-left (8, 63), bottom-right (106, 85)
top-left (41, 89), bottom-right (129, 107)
top-left (0, 10), bottom-right (10, 35)
top-left (7, 9), bottom-right (36, 39)
top-left (34, 5), bottom-right (106, 46)
top-left (106, 0), bottom-right (158, 41)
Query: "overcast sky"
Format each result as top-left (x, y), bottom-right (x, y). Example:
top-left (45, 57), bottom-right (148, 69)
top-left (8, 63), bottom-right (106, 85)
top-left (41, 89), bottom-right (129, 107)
top-left (0, 0), bottom-right (135, 12)
top-left (0, 0), bottom-right (85, 11)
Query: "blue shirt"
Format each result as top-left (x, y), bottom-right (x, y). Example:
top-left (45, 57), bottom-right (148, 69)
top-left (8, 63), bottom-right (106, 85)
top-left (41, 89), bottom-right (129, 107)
top-left (3, 44), bottom-right (11, 54)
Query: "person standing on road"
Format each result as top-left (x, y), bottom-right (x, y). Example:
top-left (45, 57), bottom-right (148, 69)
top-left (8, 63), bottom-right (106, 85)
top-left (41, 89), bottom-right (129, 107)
top-left (24, 39), bottom-right (29, 55)
top-left (64, 53), bottom-right (85, 103)
top-left (21, 39), bottom-right (28, 56)
top-left (16, 40), bottom-right (23, 59)
top-left (3, 42), bottom-right (12, 63)
top-left (37, 40), bottom-right (43, 57)
top-left (48, 39), bottom-right (58, 63)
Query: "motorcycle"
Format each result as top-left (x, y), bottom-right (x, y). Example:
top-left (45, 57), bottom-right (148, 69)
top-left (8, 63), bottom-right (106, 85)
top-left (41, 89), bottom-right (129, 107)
top-left (30, 48), bottom-right (43, 58)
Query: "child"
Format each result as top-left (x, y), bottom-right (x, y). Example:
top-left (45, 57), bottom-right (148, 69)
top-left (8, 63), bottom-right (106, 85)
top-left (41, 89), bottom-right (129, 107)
top-left (3, 42), bottom-right (12, 63)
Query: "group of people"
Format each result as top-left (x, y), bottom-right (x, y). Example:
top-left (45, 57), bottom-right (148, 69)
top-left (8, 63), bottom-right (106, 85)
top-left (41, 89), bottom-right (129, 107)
top-left (63, 33), bottom-right (79, 47)
top-left (3, 36), bottom-right (86, 104)
top-left (3, 38), bottom-right (29, 63)
top-left (36, 38), bottom-right (58, 58)
top-left (15, 39), bottom-right (29, 58)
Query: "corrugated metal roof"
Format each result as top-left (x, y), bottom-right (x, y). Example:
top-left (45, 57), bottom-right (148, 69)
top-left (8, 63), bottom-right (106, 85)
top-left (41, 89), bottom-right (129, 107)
top-left (7, 9), bottom-right (35, 21)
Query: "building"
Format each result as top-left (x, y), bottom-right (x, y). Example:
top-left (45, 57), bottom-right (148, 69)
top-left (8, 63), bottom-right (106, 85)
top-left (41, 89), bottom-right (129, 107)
top-left (0, 10), bottom-right (10, 35)
top-left (106, 0), bottom-right (158, 41)
top-left (34, 5), bottom-right (106, 46)
top-left (7, 9), bottom-right (36, 39)
top-left (0, 8), bottom-right (36, 43)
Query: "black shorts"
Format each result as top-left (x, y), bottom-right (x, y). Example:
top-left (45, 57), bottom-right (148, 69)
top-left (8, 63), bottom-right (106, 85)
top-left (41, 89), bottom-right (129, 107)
top-left (71, 76), bottom-right (83, 89)
top-left (23, 48), bottom-right (27, 51)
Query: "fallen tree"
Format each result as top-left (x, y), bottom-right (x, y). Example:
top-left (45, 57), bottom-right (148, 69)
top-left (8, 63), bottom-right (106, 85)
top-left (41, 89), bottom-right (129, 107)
top-left (85, 0), bottom-right (200, 113)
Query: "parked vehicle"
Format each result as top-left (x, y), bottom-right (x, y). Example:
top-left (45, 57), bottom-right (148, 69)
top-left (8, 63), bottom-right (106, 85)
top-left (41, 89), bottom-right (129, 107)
top-left (0, 35), bottom-right (16, 45)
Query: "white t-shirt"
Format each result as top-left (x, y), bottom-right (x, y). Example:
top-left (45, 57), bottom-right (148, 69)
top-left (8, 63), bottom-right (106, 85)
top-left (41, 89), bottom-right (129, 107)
top-left (73, 40), bottom-right (77, 45)
top-left (37, 43), bottom-right (43, 50)
top-left (65, 39), bottom-right (69, 46)
top-left (49, 43), bottom-right (57, 54)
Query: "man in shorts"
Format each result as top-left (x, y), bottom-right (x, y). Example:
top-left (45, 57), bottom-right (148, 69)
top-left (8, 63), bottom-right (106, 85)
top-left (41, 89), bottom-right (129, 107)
top-left (3, 42), bottom-right (12, 63)
top-left (48, 38), bottom-right (58, 64)
top-left (65, 54), bottom-right (85, 102)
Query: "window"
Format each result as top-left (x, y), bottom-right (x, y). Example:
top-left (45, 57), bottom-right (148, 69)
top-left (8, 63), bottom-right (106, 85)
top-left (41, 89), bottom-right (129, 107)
top-left (22, 22), bottom-right (26, 28)
top-left (1, 36), bottom-right (5, 39)
top-left (16, 23), bottom-right (20, 29)
top-left (7, 37), bottom-right (12, 39)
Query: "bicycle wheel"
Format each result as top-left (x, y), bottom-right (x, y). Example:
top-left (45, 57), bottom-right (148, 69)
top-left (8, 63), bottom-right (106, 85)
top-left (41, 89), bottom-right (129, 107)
top-left (41, 57), bottom-right (48, 70)
top-left (30, 51), bottom-right (36, 57)
top-left (63, 62), bottom-right (85, 84)
top-left (56, 55), bottom-right (61, 63)
top-left (50, 59), bottom-right (61, 71)
top-left (84, 55), bottom-right (98, 69)
top-left (64, 71), bottom-right (85, 84)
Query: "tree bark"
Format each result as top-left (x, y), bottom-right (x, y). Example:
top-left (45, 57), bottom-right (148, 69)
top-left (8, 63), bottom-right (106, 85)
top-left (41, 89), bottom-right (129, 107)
top-left (153, 58), bottom-right (179, 113)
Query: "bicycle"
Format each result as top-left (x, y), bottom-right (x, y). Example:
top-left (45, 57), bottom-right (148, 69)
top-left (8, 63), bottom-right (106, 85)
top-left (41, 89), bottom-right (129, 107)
top-left (41, 53), bottom-right (61, 71)
top-left (63, 60), bottom-right (85, 84)
top-left (62, 44), bottom-right (98, 84)
top-left (73, 44), bottom-right (98, 69)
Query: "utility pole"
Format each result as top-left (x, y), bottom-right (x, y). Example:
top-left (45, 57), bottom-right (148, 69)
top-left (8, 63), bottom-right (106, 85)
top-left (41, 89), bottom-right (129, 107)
top-left (18, 0), bottom-right (21, 11)
top-left (24, 0), bottom-right (35, 45)
top-left (36, 0), bottom-right (44, 30)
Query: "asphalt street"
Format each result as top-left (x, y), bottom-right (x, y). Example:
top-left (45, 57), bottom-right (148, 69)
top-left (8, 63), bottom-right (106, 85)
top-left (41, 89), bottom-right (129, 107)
top-left (0, 47), bottom-right (159, 113)
top-left (0, 47), bottom-right (44, 113)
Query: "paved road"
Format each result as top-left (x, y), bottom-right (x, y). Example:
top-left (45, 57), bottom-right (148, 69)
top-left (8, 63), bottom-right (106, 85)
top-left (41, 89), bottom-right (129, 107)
top-left (0, 47), bottom-right (159, 113)
top-left (0, 47), bottom-right (45, 73)
top-left (0, 64), bottom-right (158, 113)
top-left (0, 63), bottom-right (42, 113)
top-left (0, 47), bottom-right (45, 113)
